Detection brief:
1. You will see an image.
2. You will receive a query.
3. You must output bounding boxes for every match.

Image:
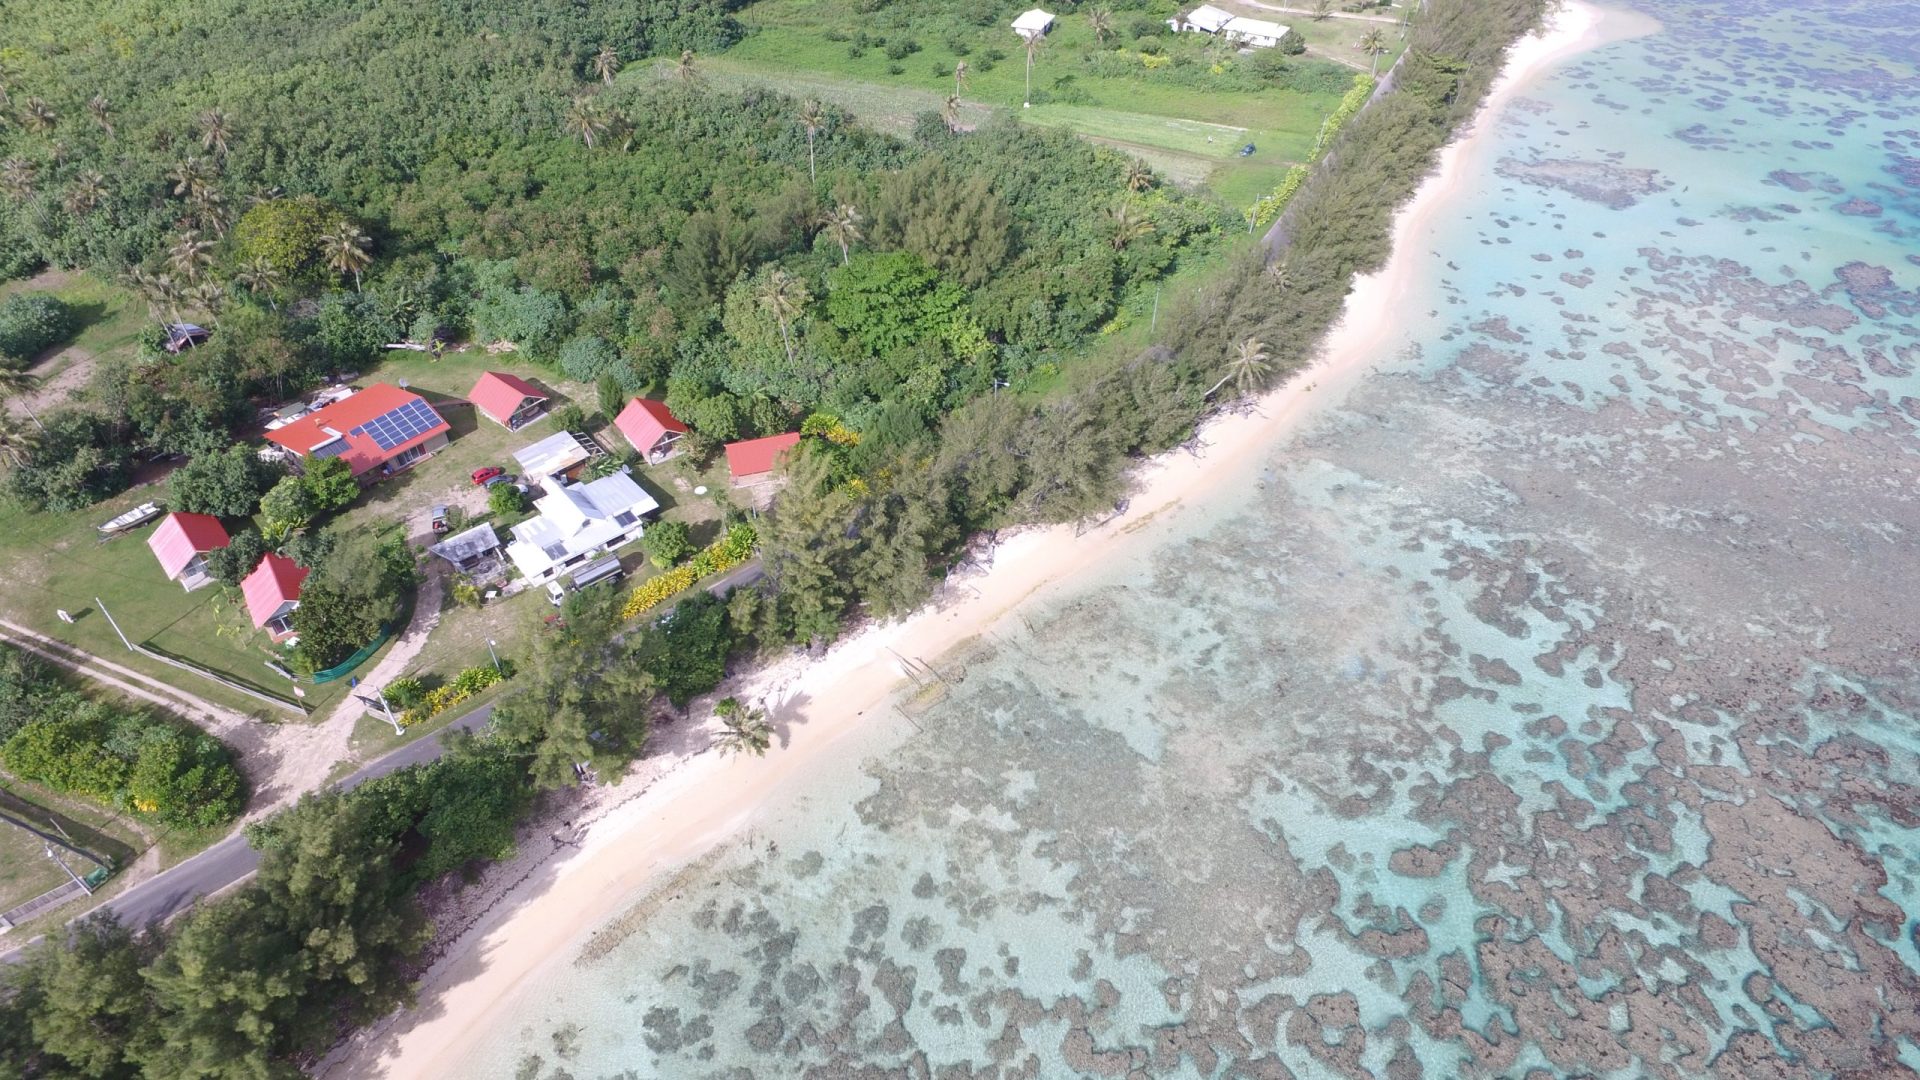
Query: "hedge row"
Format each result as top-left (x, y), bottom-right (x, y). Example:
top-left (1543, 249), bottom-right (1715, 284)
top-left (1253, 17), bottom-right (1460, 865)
top-left (619, 524), bottom-right (758, 620)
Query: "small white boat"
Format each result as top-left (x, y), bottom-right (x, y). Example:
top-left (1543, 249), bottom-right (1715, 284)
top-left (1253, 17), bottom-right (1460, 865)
top-left (97, 501), bottom-right (164, 534)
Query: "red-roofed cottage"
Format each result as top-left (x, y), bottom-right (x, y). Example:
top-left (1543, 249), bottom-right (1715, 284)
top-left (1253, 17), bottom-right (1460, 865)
top-left (613, 398), bottom-right (688, 463)
top-left (470, 371), bottom-right (549, 430)
top-left (725, 432), bottom-right (801, 487)
top-left (146, 512), bottom-right (230, 592)
top-left (242, 553), bottom-right (309, 641)
top-left (263, 383), bottom-right (451, 483)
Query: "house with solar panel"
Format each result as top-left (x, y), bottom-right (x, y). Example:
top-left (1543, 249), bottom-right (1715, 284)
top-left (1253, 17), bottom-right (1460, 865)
top-left (262, 382), bottom-right (452, 483)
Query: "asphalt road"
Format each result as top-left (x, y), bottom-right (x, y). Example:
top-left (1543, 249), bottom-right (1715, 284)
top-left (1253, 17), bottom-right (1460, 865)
top-left (1, 557), bottom-right (764, 959)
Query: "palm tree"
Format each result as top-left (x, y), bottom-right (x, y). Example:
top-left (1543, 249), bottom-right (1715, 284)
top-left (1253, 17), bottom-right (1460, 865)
top-left (712, 698), bottom-right (772, 757)
top-left (1109, 201), bottom-right (1155, 250)
top-left (1088, 7), bottom-right (1114, 46)
top-left (167, 158), bottom-right (214, 203)
top-left (1124, 159), bottom-right (1153, 194)
top-left (593, 44), bottom-right (622, 85)
top-left (189, 280), bottom-right (226, 316)
top-left (797, 100), bottom-right (825, 182)
top-left (188, 184), bottom-right (229, 235)
top-left (953, 60), bottom-right (969, 100)
top-left (197, 109), bottom-right (232, 157)
top-left (20, 97), bottom-right (56, 134)
top-left (168, 231), bottom-right (216, 281)
top-left (233, 255), bottom-right (283, 310)
top-left (1022, 31), bottom-right (1047, 109)
top-left (87, 94), bottom-right (113, 138)
top-left (1311, 0), bottom-right (1334, 21)
top-left (0, 368), bottom-right (45, 437)
top-left (757, 268), bottom-right (810, 365)
top-left (0, 158), bottom-right (34, 202)
top-left (1265, 260), bottom-right (1292, 292)
top-left (563, 95), bottom-right (610, 148)
top-left (673, 49), bottom-right (700, 85)
top-left (0, 411), bottom-right (40, 468)
top-left (63, 170), bottom-right (106, 215)
top-left (1206, 337), bottom-right (1272, 399)
top-left (127, 268), bottom-right (185, 325)
top-left (823, 202), bottom-right (863, 265)
top-left (942, 95), bottom-right (962, 133)
top-left (320, 221), bottom-right (373, 292)
top-left (1358, 28), bottom-right (1388, 75)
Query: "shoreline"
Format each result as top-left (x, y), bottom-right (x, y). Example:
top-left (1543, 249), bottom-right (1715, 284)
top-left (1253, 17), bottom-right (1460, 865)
top-left (337, 4), bottom-right (1635, 1074)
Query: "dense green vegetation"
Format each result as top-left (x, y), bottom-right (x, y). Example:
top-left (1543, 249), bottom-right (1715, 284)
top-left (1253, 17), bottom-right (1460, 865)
top-left (0, 645), bottom-right (243, 829)
top-left (0, 292), bottom-right (74, 366)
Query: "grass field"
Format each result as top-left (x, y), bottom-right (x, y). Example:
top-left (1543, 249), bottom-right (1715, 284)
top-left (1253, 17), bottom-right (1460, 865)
top-left (698, 0), bottom-right (1357, 212)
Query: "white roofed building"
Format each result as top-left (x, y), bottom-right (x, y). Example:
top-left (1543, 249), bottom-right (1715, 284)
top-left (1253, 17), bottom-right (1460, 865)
top-left (1170, 4), bottom-right (1235, 34)
top-left (1012, 8), bottom-right (1055, 39)
top-left (1222, 15), bottom-right (1289, 47)
top-left (505, 471), bottom-right (660, 585)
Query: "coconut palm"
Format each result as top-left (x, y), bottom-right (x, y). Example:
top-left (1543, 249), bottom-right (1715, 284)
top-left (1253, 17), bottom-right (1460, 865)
top-left (1088, 7), bottom-right (1114, 45)
top-left (168, 230), bottom-right (217, 281)
top-left (673, 50), bottom-right (700, 85)
top-left (1265, 259), bottom-right (1292, 292)
top-left (942, 94), bottom-right (962, 133)
top-left (188, 280), bottom-right (226, 316)
top-left (197, 109), bottom-right (232, 157)
top-left (797, 100), bottom-right (825, 181)
top-left (320, 220), bottom-right (373, 292)
top-left (233, 255), bottom-right (283, 309)
top-left (593, 44), bottom-right (622, 85)
top-left (757, 268), bottom-right (810, 365)
top-left (1124, 159), bottom-right (1153, 194)
top-left (712, 698), bottom-right (772, 757)
top-left (1109, 201), bottom-right (1155, 251)
top-left (1207, 337), bottom-right (1272, 399)
top-left (1022, 31), bottom-right (1047, 108)
top-left (1358, 28), bottom-right (1388, 75)
top-left (87, 94), bottom-right (113, 138)
top-left (127, 268), bottom-right (186, 325)
top-left (823, 202), bottom-right (863, 265)
top-left (563, 95), bottom-right (610, 148)
top-left (188, 184), bottom-right (230, 235)
top-left (0, 158), bottom-right (34, 202)
top-left (1311, 0), bottom-right (1334, 21)
top-left (0, 411), bottom-right (40, 467)
top-left (953, 60), bottom-right (970, 100)
top-left (63, 170), bottom-right (107, 215)
top-left (0, 368), bottom-right (46, 437)
top-left (20, 97), bottom-right (55, 134)
top-left (167, 157), bottom-right (215, 203)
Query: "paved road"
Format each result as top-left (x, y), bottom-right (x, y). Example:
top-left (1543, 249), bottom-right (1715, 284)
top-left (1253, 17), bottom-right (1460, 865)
top-left (0, 705), bottom-right (496, 961)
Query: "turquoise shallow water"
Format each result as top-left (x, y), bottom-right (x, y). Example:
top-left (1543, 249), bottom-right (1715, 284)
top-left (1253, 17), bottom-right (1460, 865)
top-left (474, 2), bottom-right (1920, 1076)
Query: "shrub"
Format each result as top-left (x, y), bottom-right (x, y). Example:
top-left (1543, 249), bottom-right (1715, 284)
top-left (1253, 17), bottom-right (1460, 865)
top-left (399, 664), bottom-right (507, 727)
top-left (641, 520), bottom-right (693, 568)
top-left (557, 335), bottom-right (622, 383)
top-left (487, 482), bottom-right (525, 516)
top-left (383, 677), bottom-right (425, 710)
top-left (551, 402), bottom-right (588, 432)
top-left (620, 524), bottom-right (757, 620)
top-left (0, 292), bottom-right (76, 365)
top-left (231, 197), bottom-right (335, 278)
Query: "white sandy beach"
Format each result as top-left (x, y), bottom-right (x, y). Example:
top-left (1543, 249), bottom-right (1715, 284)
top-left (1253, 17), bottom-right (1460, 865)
top-left (339, 4), bottom-right (1640, 1074)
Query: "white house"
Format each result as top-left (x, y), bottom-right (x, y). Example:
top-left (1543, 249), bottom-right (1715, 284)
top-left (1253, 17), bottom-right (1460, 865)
top-left (1169, 4), bottom-right (1235, 34)
top-left (1012, 8), bottom-right (1055, 39)
top-left (1222, 16), bottom-right (1290, 48)
top-left (504, 471), bottom-right (660, 585)
top-left (511, 429), bottom-right (597, 480)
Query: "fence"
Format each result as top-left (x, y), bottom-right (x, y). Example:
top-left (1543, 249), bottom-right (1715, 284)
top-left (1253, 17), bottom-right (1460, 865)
top-left (307, 627), bottom-right (392, 685)
top-left (133, 641), bottom-right (307, 716)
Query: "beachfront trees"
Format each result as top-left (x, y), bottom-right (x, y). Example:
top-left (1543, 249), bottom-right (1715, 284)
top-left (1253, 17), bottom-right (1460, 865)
top-left (712, 697), bottom-right (772, 756)
top-left (491, 588), bottom-right (654, 787)
top-left (10, 914), bottom-right (155, 1079)
top-left (1207, 337), bottom-right (1272, 399)
top-left (636, 593), bottom-right (734, 708)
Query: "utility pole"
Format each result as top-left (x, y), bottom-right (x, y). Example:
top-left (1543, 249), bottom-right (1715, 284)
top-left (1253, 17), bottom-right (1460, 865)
top-left (95, 597), bottom-right (134, 652)
top-left (487, 638), bottom-right (501, 674)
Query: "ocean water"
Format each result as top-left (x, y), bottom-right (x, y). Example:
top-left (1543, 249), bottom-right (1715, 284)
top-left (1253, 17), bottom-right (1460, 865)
top-left (474, 2), bottom-right (1920, 1076)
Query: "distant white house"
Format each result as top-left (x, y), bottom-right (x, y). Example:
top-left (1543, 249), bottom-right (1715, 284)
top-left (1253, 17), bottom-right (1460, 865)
top-left (1169, 4), bottom-right (1235, 34)
top-left (511, 429), bottom-right (597, 481)
top-left (1222, 16), bottom-right (1290, 48)
top-left (1168, 6), bottom-right (1291, 48)
top-left (1012, 8), bottom-right (1055, 39)
top-left (504, 471), bottom-right (660, 585)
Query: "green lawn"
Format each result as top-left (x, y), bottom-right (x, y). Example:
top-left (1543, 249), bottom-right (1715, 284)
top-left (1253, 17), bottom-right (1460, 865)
top-left (690, 0), bottom-right (1350, 210)
top-left (0, 783), bottom-right (143, 914)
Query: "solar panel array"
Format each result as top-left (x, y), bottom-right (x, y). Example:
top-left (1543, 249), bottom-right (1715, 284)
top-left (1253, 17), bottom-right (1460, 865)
top-left (310, 438), bottom-right (350, 460)
top-left (350, 399), bottom-right (441, 451)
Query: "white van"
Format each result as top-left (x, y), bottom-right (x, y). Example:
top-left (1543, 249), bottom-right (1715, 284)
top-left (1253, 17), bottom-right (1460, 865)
top-left (546, 554), bottom-right (626, 606)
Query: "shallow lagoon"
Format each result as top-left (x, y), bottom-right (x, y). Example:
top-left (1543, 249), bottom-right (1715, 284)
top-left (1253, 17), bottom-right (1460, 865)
top-left (480, 1), bottom-right (1920, 1075)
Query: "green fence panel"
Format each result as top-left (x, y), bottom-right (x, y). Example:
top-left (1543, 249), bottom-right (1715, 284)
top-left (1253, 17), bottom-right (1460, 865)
top-left (307, 627), bottom-right (392, 684)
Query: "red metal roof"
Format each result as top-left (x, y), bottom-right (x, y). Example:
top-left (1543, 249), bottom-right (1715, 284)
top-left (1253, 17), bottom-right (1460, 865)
top-left (613, 398), bottom-right (688, 453)
top-left (470, 371), bottom-right (548, 427)
top-left (263, 383), bottom-right (450, 476)
top-left (146, 512), bottom-right (230, 578)
top-left (725, 432), bottom-right (801, 479)
top-left (242, 553), bottom-right (309, 628)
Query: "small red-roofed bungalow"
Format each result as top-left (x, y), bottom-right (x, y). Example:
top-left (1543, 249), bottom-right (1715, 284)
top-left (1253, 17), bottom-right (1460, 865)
top-left (146, 512), bottom-right (230, 592)
top-left (262, 383), bottom-right (450, 483)
top-left (242, 553), bottom-right (309, 641)
top-left (470, 371), bottom-right (549, 431)
top-left (725, 432), bottom-right (801, 488)
top-left (613, 398), bottom-right (688, 463)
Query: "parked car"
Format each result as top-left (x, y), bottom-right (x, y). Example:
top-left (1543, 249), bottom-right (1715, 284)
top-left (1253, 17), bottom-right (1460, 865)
top-left (1238, 143), bottom-right (1256, 157)
top-left (545, 555), bottom-right (626, 607)
top-left (429, 505), bottom-right (450, 533)
top-left (483, 473), bottom-right (518, 488)
top-left (471, 466), bottom-right (505, 485)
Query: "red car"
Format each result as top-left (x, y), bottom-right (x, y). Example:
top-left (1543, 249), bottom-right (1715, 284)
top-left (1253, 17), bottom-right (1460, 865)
top-left (471, 466), bottom-right (505, 485)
